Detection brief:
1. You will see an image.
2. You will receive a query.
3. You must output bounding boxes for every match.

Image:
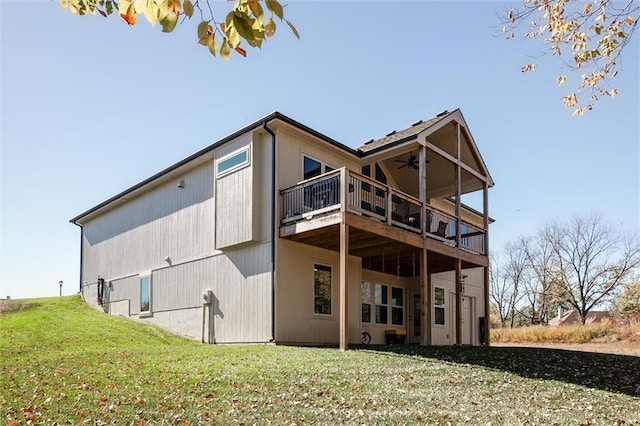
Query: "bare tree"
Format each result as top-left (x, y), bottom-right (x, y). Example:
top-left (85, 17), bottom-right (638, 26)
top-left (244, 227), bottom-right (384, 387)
top-left (547, 214), bottom-right (640, 324)
top-left (490, 254), bottom-right (512, 328)
top-left (520, 232), bottom-right (568, 325)
top-left (490, 244), bottom-right (528, 328)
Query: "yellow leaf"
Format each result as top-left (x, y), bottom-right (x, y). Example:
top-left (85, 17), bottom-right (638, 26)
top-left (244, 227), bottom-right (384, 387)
top-left (556, 75), bottom-right (566, 86)
top-left (183, 0), bottom-right (194, 18)
top-left (265, 17), bottom-right (276, 38)
top-left (143, 0), bottom-right (158, 25)
top-left (199, 33), bottom-right (213, 46)
top-left (220, 38), bottom-right (231, 60)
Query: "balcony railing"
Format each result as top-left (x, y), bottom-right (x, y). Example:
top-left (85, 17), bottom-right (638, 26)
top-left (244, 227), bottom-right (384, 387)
top-left (280, 168), bottom-right (487, 255)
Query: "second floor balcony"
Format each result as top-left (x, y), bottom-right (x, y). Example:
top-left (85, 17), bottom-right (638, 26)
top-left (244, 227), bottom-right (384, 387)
top-left (280, 168), bottom-right (487, 256)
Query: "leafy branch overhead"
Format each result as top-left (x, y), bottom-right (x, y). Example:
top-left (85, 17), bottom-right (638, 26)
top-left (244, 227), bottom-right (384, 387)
top-left (503, 0), bottom-right (638, 115)
top-left (59, 0), bottom-right (299, 59)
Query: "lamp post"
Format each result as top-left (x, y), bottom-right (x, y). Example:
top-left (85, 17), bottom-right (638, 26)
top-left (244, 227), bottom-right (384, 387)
top-left (59, 280), bottom-right (63, 297)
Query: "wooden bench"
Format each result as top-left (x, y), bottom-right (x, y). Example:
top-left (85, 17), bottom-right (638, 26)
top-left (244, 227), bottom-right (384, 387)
top-left (385, 329), bottom-right (407, 345)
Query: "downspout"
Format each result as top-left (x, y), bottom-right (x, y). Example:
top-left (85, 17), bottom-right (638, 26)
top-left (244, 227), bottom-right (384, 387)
top-left (71, 221), bottom-right (84, 295)
top-left (263, 121), bottom-right (277, 342)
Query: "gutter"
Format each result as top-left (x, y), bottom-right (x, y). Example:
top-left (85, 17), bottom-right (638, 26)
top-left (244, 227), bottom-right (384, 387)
top-left (263, 121), bottom-right (277, 343)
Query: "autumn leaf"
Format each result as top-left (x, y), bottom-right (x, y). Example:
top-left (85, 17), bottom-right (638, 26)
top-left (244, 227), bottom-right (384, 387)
top-left (220, 38), bottom-right (231, 60)
top-left (285, 19), bottom-right (299, 39)
top-left (234, 46), bottom-right (247, 57)
top-left (265, 0), bottom-right (283, 20)
top-left (264, 17), bottom-right (276, 37)
top-left (183, 0), bottom-right (194, 18)
top-left (120, 3), bottom-right (136, 25)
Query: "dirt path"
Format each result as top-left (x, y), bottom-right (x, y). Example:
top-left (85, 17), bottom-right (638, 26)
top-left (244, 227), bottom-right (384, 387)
top-left (492, 341), bottom-right (640, 356)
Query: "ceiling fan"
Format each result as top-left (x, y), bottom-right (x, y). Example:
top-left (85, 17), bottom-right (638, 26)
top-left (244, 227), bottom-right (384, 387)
top-left (395, 152), bottom-right (419, 170)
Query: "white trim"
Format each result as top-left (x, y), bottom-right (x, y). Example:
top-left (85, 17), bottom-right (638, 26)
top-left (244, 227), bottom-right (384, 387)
top-left (312, 262), bottom-right (333, 318)
top-left (434, 286), bottom-right (446, 327)
top-left (139, 274), bottom-right (152, 317)
top-left (216, 146), bottom-right (250, 178)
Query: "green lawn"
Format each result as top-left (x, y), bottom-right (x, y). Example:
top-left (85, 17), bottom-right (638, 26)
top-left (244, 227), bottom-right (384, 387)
top-left (1, 296), bottom-right (638, 425)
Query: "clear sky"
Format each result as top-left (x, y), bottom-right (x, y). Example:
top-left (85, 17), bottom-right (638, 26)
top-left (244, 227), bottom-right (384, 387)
top-left (1, 1), bottom-right (638, 299)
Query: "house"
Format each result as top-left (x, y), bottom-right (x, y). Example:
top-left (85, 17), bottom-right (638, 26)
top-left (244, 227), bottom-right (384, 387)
top-left (70, 109), bottom-right (494, 349)
top-left (549, 307), bottom-right (613, 327)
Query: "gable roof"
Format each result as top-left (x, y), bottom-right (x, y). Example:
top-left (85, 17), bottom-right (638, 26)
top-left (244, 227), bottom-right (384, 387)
top-left (359, 110), bottom-right (454, 153)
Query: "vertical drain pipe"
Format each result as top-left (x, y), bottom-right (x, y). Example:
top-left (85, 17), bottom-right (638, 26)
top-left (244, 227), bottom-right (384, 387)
top-left (263, 121), bottom-right (277, 342)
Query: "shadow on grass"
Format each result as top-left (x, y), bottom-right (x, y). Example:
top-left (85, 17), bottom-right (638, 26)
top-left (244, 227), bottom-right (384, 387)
top-left (354, 344), bottom-right (640, 397)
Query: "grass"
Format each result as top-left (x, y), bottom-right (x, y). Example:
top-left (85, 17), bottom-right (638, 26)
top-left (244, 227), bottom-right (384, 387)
top-left (491, 323), bottom-right (640, 344)
top-left (1, 296), bottom-right (639, 425)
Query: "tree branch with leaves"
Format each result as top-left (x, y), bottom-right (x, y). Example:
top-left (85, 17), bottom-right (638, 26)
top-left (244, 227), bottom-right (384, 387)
top-left (59, 0), bottom-right (299, 59)
top-left (502, 0), bottom-right (638, 115)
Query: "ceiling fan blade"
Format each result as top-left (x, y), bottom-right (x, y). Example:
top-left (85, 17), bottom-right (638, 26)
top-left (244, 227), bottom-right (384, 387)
top-left (394, 160), bottom-right (406, 163)
top-left (397, 164), bottom-right (408, 169)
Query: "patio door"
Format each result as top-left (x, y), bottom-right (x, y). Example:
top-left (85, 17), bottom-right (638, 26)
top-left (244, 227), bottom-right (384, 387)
top-left (408, 290), bottom-right (421, 344)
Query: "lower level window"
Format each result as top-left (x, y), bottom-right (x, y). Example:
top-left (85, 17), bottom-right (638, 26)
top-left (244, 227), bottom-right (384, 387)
top-left (391, 287), bottom-right (404, 325)
top-left (434, 286), bottom-right (445, 325)
top-left (361, 281), bottom-right (371, 322)
top-left (375, 284), bottom-right (388, 324)
top-left (140, 275), bottom-right (151, 314)
top-left (314, 264), bottom-right (332, 315)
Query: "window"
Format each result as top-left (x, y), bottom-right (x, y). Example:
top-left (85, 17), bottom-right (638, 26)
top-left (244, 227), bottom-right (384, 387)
top-left (304, 156), bottom-right (322, 180)
top-left (303, 155), bottom-right (335, 180)
top-left (140, 275), bottom-right (151, 314)
top-left (361, 281), bottom-right (371, 323)
top-left (434, 286), bottom-right (445, 325)
top-left (375, 283), bottom-right (388, 324)
top-left (313, 264), bottom-right (332, 315)
top-left (217, 147), bottom-right (249, 176)
top-left (362, 282), bottom-right (405, 326)
top-left (391, 287), bottom-right (404, 325)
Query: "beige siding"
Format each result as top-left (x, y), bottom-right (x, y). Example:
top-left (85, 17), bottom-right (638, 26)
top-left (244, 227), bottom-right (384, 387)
top-left (275, 126), bottom-right (360, 191)
top-left (82, 162), bottom-right (215, 281)
top-left (215, 133), bottom-right (255, 249)
top-left (276, 239), bottom-right (361, 344)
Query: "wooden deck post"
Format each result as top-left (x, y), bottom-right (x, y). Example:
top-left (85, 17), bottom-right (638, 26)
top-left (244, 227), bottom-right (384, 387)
top-left (339, 221), bottom-right (349, 351)
top-left (483, 181), bottom-right (490, 346)
top-left (418, 145), bottom-right (431, 345)
top-left (420, 248), bottom-right (430, 345)
top-left (455, 258), bottom-right (462, 345)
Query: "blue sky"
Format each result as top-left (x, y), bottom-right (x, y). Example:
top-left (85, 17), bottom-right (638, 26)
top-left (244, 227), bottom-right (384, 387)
top-left (1, 1), bottom-right (638, 299)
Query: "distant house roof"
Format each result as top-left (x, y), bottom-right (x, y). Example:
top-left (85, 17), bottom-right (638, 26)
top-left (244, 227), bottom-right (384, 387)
top-left (549, 309), bottom-right (613, 327)
top-left (359, 110), bottom-right (453, 153)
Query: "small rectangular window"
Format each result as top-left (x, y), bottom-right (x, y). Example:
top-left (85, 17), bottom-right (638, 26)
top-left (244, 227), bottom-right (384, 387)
top-left (361, 281), bottom-right (371, 323)
top-left (314, 264), bottom-right (332, 315)
top-left (217, 148), bottom-right (249, 176)
top-left (140, 275), bottom-right (151, 314)
top-left (375, 283), bottom-right (388, 324)
top-left (391, 287), bottom-right (404, 325)
top-left (435, 286), bottom-right (445, 326)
